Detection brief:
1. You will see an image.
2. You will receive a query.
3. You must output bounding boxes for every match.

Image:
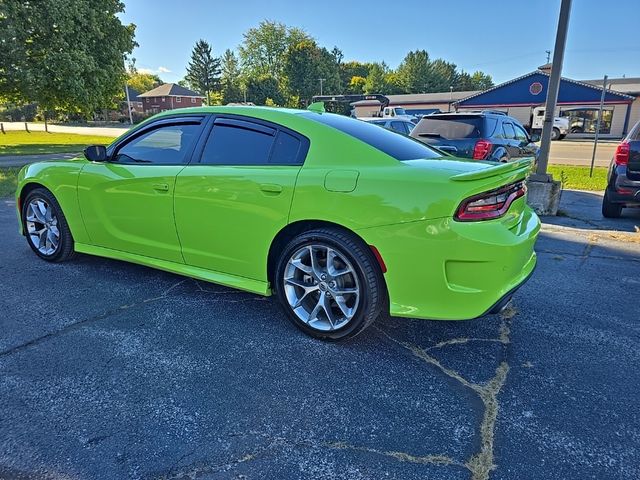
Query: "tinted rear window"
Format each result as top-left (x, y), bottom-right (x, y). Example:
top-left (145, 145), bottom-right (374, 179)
top-left (301, 112), bottom-right (440, 160)
top-left (413, 117), bottom-right (486, 139)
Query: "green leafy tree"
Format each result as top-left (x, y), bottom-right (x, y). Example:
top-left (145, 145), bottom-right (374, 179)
top-left (238, 20), bottom-right (310, 81)
top-left (127, 72), bottom-right (162, 94)
top-left (426, 59), bottom-right (457, 92)
top-left (284, 40), bottom-right (341, 105)
top-left (364, 63), bottom-right (389, 94)
top-left (340, 61), bottom-right (374, 90)
top-left (470, 71), bottom-right (494, 90)
top-left (220, 49), bottom-right (244, 104)
top-left (0, 0), bottom-right (136, 118)
top-left (185, 39), bottom-right (221, 105)
top-left (396, 50), bottom-right (430, 93)
top-left (246, 74), bottom-right (283, 105)
top-left (348, 76), bottom-right (366, 94)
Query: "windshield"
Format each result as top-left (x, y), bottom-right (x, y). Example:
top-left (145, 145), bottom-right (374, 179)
top-left (301, 112), bottom-right (442, 161)
top-left (394, 108), bottom-right (406, 115)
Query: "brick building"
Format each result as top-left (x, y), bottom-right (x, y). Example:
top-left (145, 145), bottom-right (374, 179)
top-left (138, 83), bottom-right (205, 114)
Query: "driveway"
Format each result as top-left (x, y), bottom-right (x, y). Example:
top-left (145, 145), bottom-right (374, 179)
top-left (0, 198), bottom-right (638, 480)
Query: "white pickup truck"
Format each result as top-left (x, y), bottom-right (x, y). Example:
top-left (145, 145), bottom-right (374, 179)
top-left (529, 106), bottom-right (570, 140)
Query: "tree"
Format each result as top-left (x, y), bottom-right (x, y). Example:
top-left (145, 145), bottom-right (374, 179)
top-left (220, 49), bottom-right (244, 104)
top-left (185, 39), bottom-right (221, 105)
top-left (246, 75), bottom-right (283, 105)
top-left (127, 72), bottom-right (162, 94)
top-left (426, 59), bottom-right (457, 93)
top-left (470, 71), bottom-right (494, 90)
top-left (348, 76), bottom-right (366, 94)
top-left (396, 50), bottom-right (430, 93)
top-left (340, 61), bottom-right (374, 89)
top-left (238, 20), bottom-right (311, 80)
top-left (0, 0), bottom-right (135, 119)
top-left (364, 63), bottom-right (389, 94)
top-left (284, 40), bottom-right (341, 106)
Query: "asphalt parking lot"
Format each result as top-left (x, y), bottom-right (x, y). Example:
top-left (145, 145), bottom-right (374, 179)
top-left (1, 198), bottom-right (639, 480)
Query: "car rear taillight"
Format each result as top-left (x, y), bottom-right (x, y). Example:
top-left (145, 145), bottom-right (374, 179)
top-left (614, 142), bottom-right (630, 166)
top-left (455, 181), bottom-right (527, 222)
top-left (472, 139), bottom-right (492, 160)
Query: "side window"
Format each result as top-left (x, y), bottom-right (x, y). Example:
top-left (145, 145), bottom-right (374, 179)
top-left (201, 120), bottom-right (275, 165)
top-left (514, 124), bottom-right (529, 141)
top-left (502, 122), bottom-right (516, 139)
top-left (114, 123), bottom-right (201, 164)
top-left (270, 131), bottom-right (303, 165)
top-left (390, 121), bottom-right (405, 133)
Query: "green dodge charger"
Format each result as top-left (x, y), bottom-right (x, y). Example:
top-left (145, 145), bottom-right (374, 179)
top-left (15, 105), bottom-right (540, 340)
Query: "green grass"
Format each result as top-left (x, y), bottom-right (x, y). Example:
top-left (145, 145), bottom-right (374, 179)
top-left (0, 167), bottom-right (20, 198)
top-left (0, 131), bottom-right (115, 156)
top-left (547, 165), bottom-right (608, 191)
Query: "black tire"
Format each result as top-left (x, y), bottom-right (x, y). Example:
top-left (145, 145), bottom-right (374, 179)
top-left (601, 191), bottom-right (623, 218)
top-left (22, 187), bottom-right (75, 262)
top-left (559, 134), bottom-right (566, 140)
top-left (551, 128), bottom-right (560, 141)
top-left (274, 228), bottom-right (386, 341)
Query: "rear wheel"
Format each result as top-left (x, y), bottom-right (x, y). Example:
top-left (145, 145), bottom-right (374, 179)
top-left (22, 188), bottom-right (75, 262)
top-left (602, 191), bottom-right (623, 218)
top-left (274, 228), bottom-right (386, 341)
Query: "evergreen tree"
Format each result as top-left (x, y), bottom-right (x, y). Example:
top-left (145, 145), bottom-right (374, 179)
top-left (185, 39), bottom-right (221, 105)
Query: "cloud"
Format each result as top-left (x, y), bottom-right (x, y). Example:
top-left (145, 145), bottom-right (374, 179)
top-left (138, 66), bottom-right (172, 75)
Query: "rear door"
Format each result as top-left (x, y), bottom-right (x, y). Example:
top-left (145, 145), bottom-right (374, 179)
top-left (513, 123), bottom-right (538, 159)
top-left (174, 116), bottom-right (308, 281)
top-left (500, 122), bottom-right (521, 158)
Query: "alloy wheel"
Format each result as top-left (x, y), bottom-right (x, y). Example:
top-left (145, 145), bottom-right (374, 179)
top-left (283, 244), bottom-right (360, 331)
top-left (25, 198), bottom-right (60, 256)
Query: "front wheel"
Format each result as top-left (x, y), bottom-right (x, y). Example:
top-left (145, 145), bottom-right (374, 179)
top-left (22, 187), bottom-right (75, 262)
top-left (274, 228), bottom-right (386, 341)
top-left (551, 128), bottom-right (560, 141)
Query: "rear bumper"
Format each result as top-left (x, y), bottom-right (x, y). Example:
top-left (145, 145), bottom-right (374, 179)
top-left (606, 165), bottom-right (640, 205)
top-left (357, 198), bottom-right (540, 320)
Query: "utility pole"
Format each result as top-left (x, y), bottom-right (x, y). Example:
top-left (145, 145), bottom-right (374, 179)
top-left (527, 0), bottom-right (572, 216)
top-left (318, 78), bottom-right (326, 96)
top-left (534, 0), bottom-right (572, 178)
top-left (545, 50), bottom-right (551, 63)
top-left (589, 75), bottom-right (608, 177)
top-left (124, 56), bottom-right (133, 125)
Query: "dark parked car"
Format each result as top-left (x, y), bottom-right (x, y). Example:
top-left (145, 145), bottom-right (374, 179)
top-left (366, 118), bottom-right (415, 135)
top-left (602, 120), bottom-right (640, 218)
top-left (410, 111), bottom-right (540, 162)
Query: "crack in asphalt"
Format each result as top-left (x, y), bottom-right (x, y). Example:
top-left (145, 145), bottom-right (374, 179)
top-left (375, 306), bottom-right (516, 480)
top-left (157, 431), bottom-right (465, 479)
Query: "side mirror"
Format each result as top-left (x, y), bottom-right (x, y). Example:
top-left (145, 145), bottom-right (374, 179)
top-left (84, 145), bottom-right (108, 162)
top-left (530, 133), bottom-right (540, 142)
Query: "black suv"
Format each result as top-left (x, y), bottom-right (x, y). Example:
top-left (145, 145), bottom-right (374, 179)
top-left (410, 111), bottom-right (540, 162)
top-left (602, 120), bottom-right (640, 218)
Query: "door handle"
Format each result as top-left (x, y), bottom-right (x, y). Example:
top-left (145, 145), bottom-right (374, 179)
top-left (152, 183), bottom-right (169, 192)
top-left (259, 183), bottom-right (283, 194)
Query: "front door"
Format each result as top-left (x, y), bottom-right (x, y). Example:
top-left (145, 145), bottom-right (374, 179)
top-left (78, 117), bottom-right (206, 263)
top-left (174, 116), bottom-right (308, 281)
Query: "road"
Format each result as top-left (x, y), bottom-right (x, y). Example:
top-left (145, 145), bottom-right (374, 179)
top-left (0, 196), bottom-right (638, 480)
top-left (548, 140), bottom-right (617, 167)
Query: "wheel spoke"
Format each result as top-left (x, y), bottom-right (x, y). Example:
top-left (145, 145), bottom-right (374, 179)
top-left (322, 293), bottom-right (336, 329)
top-left (35, 201), bottom-right (47, 223)
top-left (308, 246), bottom-right (324, 278)
top-left (334, 295), bottom-right (354, 319)
top-left (38, 229), bottom-right (47, 249)
top-left (308, 291), bottom-right (325, 324)
top-left (291, 258), bottom-right (312, 274)
top-left (332, 286), bottom-right (358, 295)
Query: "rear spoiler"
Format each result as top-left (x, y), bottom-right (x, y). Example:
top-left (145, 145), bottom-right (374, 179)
top-left (450, 157), bottom-right (534, 182)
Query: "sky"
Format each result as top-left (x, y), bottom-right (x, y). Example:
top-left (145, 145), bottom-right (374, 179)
top-left (120, 0), bottom-right (640, 85)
